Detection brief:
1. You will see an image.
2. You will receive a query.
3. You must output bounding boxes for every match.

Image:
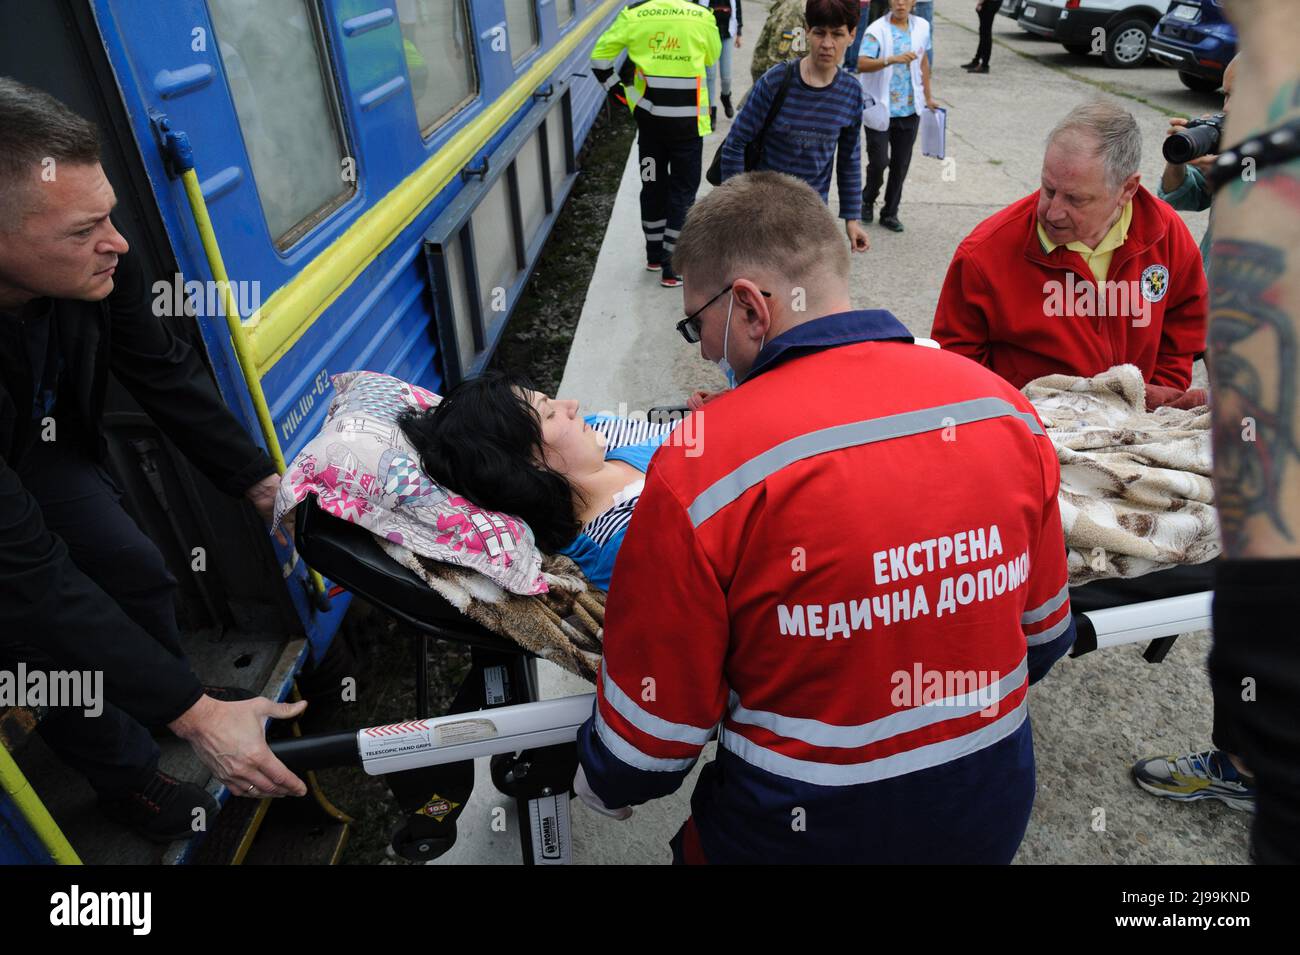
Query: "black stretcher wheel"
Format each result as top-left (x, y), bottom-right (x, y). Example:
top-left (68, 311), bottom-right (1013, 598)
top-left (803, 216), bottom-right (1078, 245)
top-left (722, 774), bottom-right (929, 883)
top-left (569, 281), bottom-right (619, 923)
top-left (390, 816), bottom-right (458, 863)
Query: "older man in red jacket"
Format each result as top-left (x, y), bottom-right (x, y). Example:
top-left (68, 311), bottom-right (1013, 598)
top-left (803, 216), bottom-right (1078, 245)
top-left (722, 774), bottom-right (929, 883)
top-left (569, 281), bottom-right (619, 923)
top-left (932, 101), bottom-right (1208, 410)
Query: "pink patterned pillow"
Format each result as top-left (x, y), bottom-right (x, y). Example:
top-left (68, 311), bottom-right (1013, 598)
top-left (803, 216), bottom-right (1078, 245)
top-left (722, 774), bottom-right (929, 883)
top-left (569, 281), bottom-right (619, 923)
top-left (273, 371), bottom-right (547, 595)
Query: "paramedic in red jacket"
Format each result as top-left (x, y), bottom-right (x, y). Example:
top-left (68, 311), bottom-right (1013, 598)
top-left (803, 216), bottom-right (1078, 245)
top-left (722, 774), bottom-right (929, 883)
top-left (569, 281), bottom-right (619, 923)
top-left (573, 171), bottom-right (1076, 864)
top-left (932, 100), bottom-right (1208, 410)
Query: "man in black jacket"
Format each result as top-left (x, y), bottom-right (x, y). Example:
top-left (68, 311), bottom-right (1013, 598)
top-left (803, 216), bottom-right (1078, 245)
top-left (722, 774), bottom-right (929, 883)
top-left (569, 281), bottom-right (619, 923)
top-left (0, 77), bottom-right (306, 842)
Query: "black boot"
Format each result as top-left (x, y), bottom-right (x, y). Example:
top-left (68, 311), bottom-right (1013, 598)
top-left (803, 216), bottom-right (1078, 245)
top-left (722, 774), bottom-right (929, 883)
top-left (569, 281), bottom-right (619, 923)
top-left (961, 58), bottom-right (981, 70)
top-left (969, 62), bottom-right (990, 74)
top-left (721, 93), bottom-right (734, 118)
top-left (862, 191), bottom-right (876, 223)
top-left (99, 769), bottom-right (221, 843)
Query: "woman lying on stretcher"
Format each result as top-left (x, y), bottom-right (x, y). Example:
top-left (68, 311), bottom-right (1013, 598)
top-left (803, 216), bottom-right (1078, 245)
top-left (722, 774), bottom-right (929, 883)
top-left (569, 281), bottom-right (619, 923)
top-left (398, 370), bottom-right (674, 591)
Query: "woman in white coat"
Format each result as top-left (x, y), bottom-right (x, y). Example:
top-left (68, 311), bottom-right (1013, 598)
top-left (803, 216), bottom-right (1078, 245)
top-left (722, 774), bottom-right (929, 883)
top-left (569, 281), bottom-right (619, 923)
top-left (857, 0), bottom-right (937, 232)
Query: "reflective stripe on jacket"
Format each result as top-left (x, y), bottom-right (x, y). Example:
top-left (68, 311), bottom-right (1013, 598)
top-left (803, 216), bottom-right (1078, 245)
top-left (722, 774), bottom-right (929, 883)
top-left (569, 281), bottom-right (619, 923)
top-left (591, 0), bottom-right (722, 138)
top-left (577, 310), bottom-right (1076, 863)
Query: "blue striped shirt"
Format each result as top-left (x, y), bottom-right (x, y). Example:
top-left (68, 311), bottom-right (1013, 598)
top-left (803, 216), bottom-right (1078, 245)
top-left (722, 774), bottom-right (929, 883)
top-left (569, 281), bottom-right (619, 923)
top-left (557, 415), bottom-right (674, 590)
top-left (720, 60), bottom-right (864, 220)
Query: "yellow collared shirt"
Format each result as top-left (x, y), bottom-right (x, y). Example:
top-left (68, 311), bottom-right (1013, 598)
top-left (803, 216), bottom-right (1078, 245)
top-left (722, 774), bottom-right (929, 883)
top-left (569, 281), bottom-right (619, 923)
top-left (1036, 201), bottom-right (1133, 285)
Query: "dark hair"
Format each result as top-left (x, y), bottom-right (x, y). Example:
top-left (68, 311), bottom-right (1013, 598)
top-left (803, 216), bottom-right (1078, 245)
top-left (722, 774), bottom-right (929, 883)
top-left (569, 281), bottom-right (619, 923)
top-left (0, 77), bottom-right (101, 229)
top-left (804, 0), bottom-right (860, 31)
top-left (398, 370), bottom-right (581, 553)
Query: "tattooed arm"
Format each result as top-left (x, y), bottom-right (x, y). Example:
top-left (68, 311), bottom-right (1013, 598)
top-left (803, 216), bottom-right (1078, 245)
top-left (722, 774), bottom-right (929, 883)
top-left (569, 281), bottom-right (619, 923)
top-left (1207, 0), bottom-right (1300, 866)
top-left (1207, 1), bottom-right (1300, 559)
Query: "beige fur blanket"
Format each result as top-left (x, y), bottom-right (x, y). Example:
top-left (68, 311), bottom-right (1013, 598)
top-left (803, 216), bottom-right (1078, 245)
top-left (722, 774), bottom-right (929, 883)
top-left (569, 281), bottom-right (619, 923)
top-left (1023, 364), bottom-right (1220, 585)
top-left (383, 540), bottom-right (604, 682)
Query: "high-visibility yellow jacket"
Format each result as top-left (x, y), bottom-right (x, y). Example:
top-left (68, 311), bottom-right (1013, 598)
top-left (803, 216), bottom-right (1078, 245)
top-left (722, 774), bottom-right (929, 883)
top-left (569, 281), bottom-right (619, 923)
top-left (591, 0), bottom-right (722, 138)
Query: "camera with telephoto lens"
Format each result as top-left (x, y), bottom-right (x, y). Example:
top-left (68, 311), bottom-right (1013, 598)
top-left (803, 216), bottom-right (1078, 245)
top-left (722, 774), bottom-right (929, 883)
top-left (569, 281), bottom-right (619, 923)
top-left (1163, 112), bottom-right (1226, 164)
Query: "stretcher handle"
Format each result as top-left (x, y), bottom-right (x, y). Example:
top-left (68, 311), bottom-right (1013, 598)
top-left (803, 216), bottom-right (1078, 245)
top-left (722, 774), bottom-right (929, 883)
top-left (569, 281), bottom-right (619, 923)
top-left (270, 730), bottom-right (361, 773)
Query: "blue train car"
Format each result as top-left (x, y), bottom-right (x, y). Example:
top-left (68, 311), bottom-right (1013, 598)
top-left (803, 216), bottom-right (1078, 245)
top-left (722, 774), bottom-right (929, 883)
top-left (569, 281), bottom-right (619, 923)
top-left (0, 0), bottom-right (621, 864)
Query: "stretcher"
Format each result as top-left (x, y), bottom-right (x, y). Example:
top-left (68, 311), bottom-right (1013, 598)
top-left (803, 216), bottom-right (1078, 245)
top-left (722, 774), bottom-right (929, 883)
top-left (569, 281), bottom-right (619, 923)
top-left (273, 497), bottom-right (587, 864)
top-left (273, 482), bottom-right (1216, 864)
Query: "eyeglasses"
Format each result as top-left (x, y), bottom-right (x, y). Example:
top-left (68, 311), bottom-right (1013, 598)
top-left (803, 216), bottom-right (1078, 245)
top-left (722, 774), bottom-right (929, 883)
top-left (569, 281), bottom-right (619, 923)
top-left (675, 284), bottom-right (772, 344)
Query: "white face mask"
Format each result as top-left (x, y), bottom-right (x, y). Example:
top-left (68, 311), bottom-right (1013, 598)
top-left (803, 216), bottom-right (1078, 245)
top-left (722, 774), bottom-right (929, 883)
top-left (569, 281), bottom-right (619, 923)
top-left (715, 290), bottom-right (764, 389)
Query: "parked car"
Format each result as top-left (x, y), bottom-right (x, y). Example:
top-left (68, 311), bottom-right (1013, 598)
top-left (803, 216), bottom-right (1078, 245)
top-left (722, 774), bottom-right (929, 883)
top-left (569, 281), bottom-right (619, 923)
top-left (1019, 0), bottom-right (1175, 68)
top-left (1150, 0), bottom-right (1237, 92)
top-left (1000, 0), bottom-right (1030, 24)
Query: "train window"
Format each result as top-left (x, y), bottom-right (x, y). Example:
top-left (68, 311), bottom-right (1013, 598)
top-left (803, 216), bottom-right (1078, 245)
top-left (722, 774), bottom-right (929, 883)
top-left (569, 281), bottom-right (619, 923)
top-left (517, 135), bottom-right (547, 249)
top-left (505, 1), bottom-right (540, 66)
top-left (208, 0), bottom-right (353, 248)
top-left (399, 0), bottom-right (479, 137)
top-left (443, 229), bottom-right (479, 379)
top-left (557, 0), bottom-right (577, 26)
top-left (545, 103), bottom-right (569, 207)
top-left (472, 176), bottom-right (520, 330)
